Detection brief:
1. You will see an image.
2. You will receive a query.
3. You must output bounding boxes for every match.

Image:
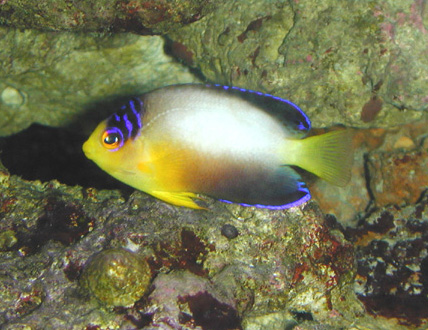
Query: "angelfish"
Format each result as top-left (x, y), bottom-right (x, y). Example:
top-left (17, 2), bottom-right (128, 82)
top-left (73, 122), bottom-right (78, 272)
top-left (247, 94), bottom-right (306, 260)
top-left (83, 84), bottom-right (353, 209)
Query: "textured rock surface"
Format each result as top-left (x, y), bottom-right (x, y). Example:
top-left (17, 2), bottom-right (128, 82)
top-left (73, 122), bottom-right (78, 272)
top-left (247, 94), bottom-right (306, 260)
top-left (367, 147), bottom-right (428, 207)
top-left (0, 0), bottom-right (220, 33)
top-left (0, 170), bottom-right (361, 329)
top-left (349, 191), bottom-right (428, 328)
top-left (0, 29), bottom-right (199, 136)
top-left (1, 0), bottom-right (428, 137)
top-left (169, 0), bottom-right (428, 128)
top-left (144, 270), bottom-right (241, 329)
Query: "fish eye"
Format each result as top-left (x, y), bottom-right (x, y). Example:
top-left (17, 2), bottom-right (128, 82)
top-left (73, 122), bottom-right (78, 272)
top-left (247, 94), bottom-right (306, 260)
top-left (102, 130), bottom-right (122, 149)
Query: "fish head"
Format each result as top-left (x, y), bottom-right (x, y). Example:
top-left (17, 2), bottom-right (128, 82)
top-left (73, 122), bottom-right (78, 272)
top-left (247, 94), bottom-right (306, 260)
top-left (83, 97), bottom-right (144, 177)
top-left (83, 120), bottom-right (130, 174)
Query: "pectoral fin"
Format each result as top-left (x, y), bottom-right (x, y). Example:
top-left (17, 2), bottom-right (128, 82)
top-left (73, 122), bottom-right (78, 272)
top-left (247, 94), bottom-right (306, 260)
top-left (150, 190), bottom-right (206, 209)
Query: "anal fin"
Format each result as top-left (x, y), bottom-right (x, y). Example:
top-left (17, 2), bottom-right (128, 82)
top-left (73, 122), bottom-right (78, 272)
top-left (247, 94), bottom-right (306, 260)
top-left (150, 190), bottom-right (206, 209)
top-left (208, 165), bottom-right (311, 209)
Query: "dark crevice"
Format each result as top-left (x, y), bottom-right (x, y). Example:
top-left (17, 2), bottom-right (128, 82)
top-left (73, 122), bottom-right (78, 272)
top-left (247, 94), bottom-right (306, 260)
top-left (361, 152), bottom-right (377, 221)
top-left (363, 152), bottom-right (375, 203)
top-left (0, 124), bottom-right (132, 192)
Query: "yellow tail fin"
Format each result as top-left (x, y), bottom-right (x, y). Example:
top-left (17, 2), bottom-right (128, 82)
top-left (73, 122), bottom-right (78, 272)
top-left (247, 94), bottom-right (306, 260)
top-left (284, 129), bottom-right (354, 186)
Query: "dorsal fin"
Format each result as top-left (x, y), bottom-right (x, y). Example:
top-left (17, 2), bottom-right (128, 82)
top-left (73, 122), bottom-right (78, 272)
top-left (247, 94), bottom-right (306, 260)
top-left (207, 84), bottom-right (311, 137)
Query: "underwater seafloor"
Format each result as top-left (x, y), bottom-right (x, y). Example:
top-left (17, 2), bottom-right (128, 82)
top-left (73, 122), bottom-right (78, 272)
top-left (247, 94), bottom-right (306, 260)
top-left (1, 0), bottom-right (428, 329)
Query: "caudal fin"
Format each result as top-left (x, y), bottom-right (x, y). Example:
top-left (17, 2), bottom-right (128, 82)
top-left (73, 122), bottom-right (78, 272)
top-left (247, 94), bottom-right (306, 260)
top-left (285, 129), bottom-right (354, 186)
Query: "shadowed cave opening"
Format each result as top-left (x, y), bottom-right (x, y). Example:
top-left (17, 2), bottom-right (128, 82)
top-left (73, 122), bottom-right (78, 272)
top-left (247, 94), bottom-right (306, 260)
top-left (0, 123), bottom-right (132, 192)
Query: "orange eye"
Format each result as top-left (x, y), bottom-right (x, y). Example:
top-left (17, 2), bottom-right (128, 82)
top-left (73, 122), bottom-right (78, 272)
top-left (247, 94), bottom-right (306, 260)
top-left (102, 131), bottom-right (122, 149)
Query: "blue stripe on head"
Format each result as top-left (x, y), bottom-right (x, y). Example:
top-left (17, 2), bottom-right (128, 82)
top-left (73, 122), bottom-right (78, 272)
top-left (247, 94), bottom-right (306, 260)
top-left (128, 98), bottom-right (142, 132)
top-left (123, 114), bottom-right (133, 139)
top-left (106, 97), bottom-right (144, 147)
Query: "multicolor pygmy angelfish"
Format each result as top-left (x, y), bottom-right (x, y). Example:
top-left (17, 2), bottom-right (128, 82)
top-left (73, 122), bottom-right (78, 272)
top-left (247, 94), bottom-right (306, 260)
top-left (83, 84), bottom-right (353, 209)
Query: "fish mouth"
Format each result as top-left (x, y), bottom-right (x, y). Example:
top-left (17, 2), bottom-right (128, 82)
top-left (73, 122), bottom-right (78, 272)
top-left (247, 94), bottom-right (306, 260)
top-left (82, 140), bottom-right (92, 159)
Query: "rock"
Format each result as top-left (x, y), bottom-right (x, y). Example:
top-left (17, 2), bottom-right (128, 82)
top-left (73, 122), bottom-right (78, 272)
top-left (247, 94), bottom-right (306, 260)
top-left (2, 0), bottom-right (428, 137)
top-left (393, 136), bottom-right (416, 150)
top-left (143, 270), bottom-right (241, 329)
top-left (169, 0), bottom-right (428, 128)
top-left (367, 147), bottom-right (428, 207)
top-left (221, 224), bottom-right (239, 239)
top-left (0, 171), bottom-right (360, 329)
top-left (0, 0), bottom-right (221, 34)
top-left (348, 191), bottom-right (428, 328)
top-left (0, 29), bottom-right (199, 136)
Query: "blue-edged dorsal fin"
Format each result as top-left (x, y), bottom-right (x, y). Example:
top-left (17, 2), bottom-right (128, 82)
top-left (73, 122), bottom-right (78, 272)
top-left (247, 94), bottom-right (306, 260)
top-left (207, 84), bottom-right (311, 137)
